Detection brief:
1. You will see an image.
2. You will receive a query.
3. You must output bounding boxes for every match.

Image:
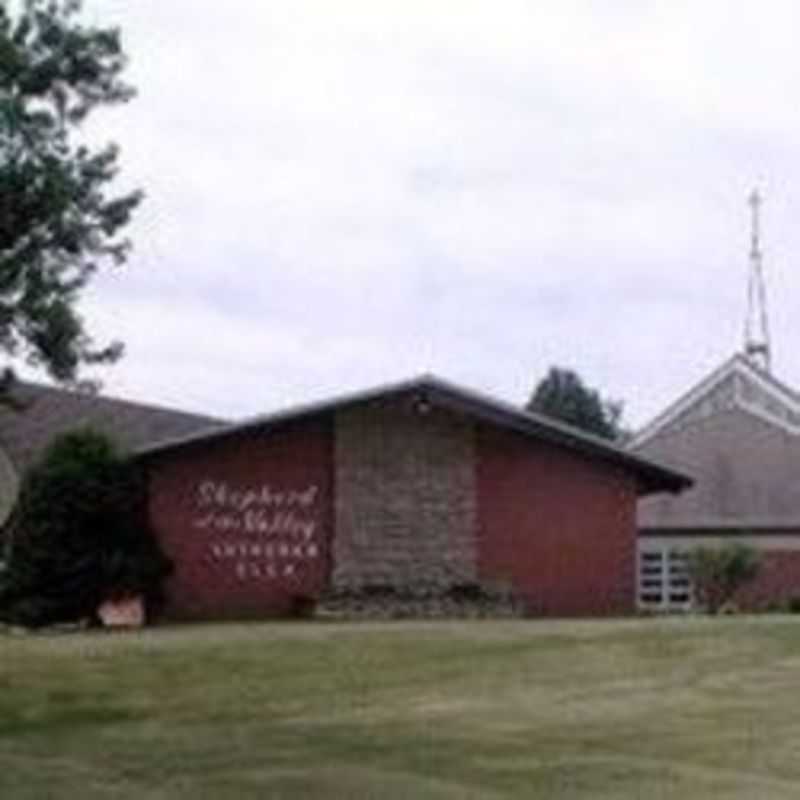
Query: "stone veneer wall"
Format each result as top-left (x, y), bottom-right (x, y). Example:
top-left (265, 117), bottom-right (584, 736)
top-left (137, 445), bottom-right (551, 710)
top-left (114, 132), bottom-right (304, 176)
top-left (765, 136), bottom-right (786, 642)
top-left (332, 397), bottom-right (477, 591)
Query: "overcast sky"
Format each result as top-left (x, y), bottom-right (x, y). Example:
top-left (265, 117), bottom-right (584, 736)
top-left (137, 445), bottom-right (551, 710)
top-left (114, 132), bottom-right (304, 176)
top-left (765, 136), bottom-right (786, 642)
top-left (36, 1), bottom-right (800, 428)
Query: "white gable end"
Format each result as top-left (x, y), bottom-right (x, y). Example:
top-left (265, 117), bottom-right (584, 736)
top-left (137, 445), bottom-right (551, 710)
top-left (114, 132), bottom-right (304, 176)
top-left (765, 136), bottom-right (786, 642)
top-left (633, 355), bottom-right (800, 447)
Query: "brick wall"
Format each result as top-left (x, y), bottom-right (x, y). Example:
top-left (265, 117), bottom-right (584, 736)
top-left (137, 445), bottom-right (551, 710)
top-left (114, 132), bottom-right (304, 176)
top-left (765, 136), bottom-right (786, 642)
top-left (476, 425), bottom-right (638, 616)
top-left (332, 397), bottom-right (477, 591)
top-left (147, 420), bottom-right (333, 619)
top-left (736, 550), bottom-right (800, 609)
top-left (637, 535), bottom-right (800, 612)
top-left (145, 397), bottom-right (645, 619)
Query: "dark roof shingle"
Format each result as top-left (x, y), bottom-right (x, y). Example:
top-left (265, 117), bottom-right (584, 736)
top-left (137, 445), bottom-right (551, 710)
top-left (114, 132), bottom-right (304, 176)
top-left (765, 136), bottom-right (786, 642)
top-left (136, 373), bottom-right (692, 496)
top-left (0, 382), bottom-right (224, 474)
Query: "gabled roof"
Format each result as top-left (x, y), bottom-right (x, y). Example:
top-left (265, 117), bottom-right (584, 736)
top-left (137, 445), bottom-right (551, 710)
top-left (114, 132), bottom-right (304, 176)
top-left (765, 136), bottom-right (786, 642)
top-left (631, 353), bottom-right (800, 448)
top-left (0, 381), bottom-right (224, 475)
top-left (636, 405), bottom-right (800, 529)
top-left (633, 353), bottom-right (800, 530)
top-left (136, 374), bottom-right (691, 496)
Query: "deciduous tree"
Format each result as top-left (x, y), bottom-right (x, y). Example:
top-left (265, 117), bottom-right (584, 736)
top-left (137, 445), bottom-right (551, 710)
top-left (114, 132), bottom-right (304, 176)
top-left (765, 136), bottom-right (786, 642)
top-left (0, 0), bottom-right (141, 392)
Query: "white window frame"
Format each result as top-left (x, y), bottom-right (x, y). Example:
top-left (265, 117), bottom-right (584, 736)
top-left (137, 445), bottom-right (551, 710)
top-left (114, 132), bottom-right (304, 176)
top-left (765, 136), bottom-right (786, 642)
top-left (637, 545), bottom-right (693, 612)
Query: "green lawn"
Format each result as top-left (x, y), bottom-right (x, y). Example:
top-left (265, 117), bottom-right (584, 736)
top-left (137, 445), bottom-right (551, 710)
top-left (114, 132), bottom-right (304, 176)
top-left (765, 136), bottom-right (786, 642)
top-left (2, 617), bottom-right (800, 798)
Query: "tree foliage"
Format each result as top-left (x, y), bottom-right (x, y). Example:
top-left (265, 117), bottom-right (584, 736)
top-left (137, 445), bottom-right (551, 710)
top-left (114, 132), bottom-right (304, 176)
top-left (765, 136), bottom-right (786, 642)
top-left (0, 430), bottom-right (170, 627)
top-left (0, 0), bottom-right (141, 387)
top-left (686, 543), bottom-right (761, 615)
top-left (526, 366), bottom-right (624, 441)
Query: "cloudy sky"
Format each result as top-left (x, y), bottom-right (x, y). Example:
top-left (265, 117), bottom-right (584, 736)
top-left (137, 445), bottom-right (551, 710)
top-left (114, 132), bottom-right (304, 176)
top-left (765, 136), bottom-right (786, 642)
top-left (37, 1), bottom-right (800, 427)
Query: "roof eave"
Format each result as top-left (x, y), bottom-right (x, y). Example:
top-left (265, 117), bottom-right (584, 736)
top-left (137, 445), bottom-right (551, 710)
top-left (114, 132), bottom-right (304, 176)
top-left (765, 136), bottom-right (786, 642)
top-left (133, 373), bottom-right (694, 496)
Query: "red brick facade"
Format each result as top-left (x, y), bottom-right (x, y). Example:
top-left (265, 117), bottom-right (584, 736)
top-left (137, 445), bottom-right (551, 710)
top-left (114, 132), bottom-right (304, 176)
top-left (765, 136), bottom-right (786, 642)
top-left (144, 396), bottom-right (658, 619)
top-left (734, 550), bottom-right (800, 610)
top-left (476, 426), bottom-right (638, 616)
top-left (147, 420), bottom-right (333, 619)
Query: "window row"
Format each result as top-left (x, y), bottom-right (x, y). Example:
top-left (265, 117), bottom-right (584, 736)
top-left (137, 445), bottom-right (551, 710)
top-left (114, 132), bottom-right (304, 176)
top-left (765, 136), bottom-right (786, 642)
top-left (637, 547), bottom-right (693, 611)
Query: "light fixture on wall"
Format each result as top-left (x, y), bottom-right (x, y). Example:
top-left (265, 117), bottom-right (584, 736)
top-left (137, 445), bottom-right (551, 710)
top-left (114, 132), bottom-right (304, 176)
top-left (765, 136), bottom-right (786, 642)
top-left (413, 391), bottom-right (431, 415)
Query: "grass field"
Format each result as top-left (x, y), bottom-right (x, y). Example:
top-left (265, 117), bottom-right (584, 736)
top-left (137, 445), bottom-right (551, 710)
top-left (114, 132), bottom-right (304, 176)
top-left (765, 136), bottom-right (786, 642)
top-left (2, 617), bottom-right (800, 798)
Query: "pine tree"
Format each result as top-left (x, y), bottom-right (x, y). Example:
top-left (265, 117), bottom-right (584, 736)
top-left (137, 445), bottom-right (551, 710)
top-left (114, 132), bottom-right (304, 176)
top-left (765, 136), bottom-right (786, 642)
top-left (526, 366), bottom-right (624, 441)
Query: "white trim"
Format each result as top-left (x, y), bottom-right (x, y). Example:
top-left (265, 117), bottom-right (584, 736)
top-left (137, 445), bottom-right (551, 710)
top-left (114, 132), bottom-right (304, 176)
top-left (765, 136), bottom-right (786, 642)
top-left (631, 356), bottom-right (740, 447)
top-left (632, 354), bottom-right (800, 447)
top-left (736, 400), bottom-right (800, 436)
top-left (636, 543), bottom-right (693, 611)
top-left (739, 363), bottom-right (800, 414)
top-left (643, 534), bottom-right (800, 552)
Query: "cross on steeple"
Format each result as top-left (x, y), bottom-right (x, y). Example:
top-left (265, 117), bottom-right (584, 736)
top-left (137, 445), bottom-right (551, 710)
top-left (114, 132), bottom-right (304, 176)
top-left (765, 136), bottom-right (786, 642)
top-left (744, 188), bottom-right (771, 372)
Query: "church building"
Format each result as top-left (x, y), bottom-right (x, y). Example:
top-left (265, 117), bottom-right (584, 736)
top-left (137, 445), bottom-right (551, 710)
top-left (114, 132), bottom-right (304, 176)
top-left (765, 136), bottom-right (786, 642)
top-left (632, 190), bottom-right (800, 611)
top-left (633, 354), bottom-right (800, 611)
top-left (136, 375), bottom-right (690, 620)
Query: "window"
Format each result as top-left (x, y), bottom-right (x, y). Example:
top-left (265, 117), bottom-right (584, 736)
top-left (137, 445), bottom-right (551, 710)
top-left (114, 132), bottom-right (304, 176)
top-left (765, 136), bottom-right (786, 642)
top-left (637, 545), bottom-right (693, 611)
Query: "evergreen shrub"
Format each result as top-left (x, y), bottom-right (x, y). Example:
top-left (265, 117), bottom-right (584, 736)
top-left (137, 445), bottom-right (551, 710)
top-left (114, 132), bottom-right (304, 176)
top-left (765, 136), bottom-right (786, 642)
top-left (0, 430), bottom-right (170, 627)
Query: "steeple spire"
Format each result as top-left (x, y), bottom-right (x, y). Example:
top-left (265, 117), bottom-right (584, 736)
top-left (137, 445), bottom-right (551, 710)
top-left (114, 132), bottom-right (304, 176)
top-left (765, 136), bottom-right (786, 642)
top-left (744, 188), bottom-right (771, 372)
